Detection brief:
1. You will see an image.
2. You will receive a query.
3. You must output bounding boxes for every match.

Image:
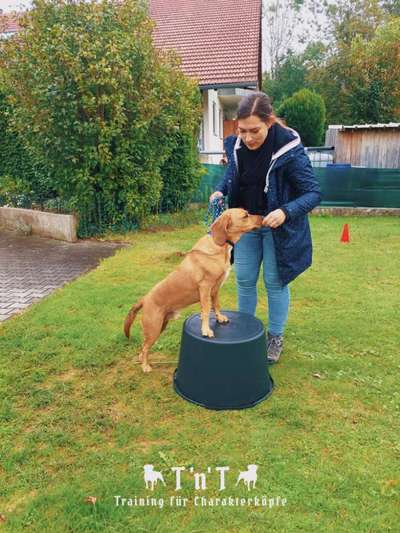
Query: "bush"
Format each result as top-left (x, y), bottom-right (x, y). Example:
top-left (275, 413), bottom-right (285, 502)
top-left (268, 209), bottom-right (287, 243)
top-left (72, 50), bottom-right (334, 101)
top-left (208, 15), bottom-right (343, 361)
top-left (0, 89), bottom-right (55, 208)
top-left (278, 89), bottom-right (326, 146)
top-left (0, 0), bottom-right (203, 236)
top-left (159, 130), bottom-right (206, 213)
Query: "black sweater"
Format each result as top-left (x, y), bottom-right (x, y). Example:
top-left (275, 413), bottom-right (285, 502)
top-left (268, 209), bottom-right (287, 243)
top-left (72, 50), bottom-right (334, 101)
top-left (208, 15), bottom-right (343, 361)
top-left (237, 124), bottom-right (277, 215)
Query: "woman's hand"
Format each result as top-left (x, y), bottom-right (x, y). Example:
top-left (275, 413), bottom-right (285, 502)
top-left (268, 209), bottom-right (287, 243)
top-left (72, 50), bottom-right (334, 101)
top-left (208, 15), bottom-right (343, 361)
top-left (209, 191), bottom-right (223, 203)
top-left (262, 209), bottom-right (286, 228)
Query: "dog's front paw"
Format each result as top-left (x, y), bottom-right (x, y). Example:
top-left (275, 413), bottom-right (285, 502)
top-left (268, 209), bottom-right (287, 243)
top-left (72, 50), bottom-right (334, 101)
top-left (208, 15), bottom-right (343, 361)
top-left (142, 362), bottom-right (153, 373)
top-left (216, 313), bottom-right (229, 324)
top-left (202, 328), bottom-right (215, 338)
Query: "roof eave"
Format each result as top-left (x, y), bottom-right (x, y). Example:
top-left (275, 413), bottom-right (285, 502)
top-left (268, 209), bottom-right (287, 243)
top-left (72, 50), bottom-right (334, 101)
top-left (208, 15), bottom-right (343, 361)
top-left (199, 81), bottom-right (259, 90)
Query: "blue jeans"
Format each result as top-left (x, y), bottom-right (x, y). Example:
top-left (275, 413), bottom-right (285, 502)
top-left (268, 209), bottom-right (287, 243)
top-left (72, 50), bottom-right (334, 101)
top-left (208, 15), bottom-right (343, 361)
top-left (233, 226), bottom-right (290, 336)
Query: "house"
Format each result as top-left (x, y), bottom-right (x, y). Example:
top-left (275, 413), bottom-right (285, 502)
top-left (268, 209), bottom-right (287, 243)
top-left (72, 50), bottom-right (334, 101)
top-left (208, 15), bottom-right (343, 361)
top-left (0, 10), bottom-right (20, 39)
top-left (325, 123), bottom-right (400, 169)
top-left (149, 0), bottom-right (262, 163)
top-left (1, 1), bottom-right (263, 164)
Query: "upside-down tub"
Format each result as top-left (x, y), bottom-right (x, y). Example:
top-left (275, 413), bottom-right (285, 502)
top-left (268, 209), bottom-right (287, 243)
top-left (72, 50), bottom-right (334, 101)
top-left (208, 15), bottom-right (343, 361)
top-left (173, 310), bottom-right (274, 410)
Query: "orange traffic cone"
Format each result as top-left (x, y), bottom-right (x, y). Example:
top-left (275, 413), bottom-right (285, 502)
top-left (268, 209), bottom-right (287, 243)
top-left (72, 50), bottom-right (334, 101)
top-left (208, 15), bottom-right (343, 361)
top-left (340, 223), bottom-right (350, 243)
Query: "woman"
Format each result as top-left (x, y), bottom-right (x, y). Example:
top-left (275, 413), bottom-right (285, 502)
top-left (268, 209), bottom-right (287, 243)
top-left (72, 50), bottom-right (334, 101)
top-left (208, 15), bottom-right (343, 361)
top-left (209, 92), bottom-right (321, 364)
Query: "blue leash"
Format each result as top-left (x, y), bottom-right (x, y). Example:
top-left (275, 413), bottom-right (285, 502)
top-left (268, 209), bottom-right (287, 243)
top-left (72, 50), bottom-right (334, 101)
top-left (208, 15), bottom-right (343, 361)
top-left (205, 197), bottom-right (234, 264)
top-left (205, 197), bottom-right (226, 232)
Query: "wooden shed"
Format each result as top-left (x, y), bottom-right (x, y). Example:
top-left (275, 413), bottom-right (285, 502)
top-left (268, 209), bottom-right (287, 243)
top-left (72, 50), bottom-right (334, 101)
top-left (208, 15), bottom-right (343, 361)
top-left (325, 123), bottom-right (400, 168)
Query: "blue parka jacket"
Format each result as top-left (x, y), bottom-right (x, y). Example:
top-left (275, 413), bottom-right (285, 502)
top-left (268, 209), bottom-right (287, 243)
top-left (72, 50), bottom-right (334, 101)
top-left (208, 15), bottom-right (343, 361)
top-left (215, 124), bottom-right (322, 286)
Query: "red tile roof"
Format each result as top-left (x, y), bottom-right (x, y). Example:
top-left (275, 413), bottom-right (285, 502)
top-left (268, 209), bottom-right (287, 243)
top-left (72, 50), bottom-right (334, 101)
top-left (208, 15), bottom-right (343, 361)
top-left (0, 12), bottom-right (21, 34)
top-left (1, 1), bottom-right (262, 88)
top-left (149, 0), bottom-right (262, 88)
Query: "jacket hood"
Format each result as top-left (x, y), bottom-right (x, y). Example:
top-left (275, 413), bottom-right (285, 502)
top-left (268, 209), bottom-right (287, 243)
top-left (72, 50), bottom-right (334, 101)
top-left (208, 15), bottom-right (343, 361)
top-left (225, 123), bottom-right (302, 171)
top-left (269, 123), bottom-right (301, 161)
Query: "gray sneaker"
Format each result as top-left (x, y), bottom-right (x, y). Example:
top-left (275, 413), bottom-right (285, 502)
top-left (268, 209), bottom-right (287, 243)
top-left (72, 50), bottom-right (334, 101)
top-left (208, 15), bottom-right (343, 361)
top-left (266, 332), bottom-right (284, 364)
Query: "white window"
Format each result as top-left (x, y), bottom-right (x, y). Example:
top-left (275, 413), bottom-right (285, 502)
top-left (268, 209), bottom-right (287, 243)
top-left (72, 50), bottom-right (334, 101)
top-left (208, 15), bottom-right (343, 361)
top-left (198, 119), bottom-right (205, 151)
top-left (213, 102), bottom-right (217, 136)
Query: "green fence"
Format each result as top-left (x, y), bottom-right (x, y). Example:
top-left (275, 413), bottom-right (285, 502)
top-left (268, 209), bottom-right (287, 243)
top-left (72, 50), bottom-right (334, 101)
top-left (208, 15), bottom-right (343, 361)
top-left (191, 164), bottom-right (226, 203)
top-left (314, 166), bottom-right (400, 208)
top-left (194, 164), bottom-right (400, 208)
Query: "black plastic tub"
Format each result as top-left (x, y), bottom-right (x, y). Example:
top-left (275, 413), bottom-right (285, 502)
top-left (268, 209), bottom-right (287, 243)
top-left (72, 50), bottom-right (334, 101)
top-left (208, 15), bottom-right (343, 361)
top-left (173, 311), bottom-right (274, 410)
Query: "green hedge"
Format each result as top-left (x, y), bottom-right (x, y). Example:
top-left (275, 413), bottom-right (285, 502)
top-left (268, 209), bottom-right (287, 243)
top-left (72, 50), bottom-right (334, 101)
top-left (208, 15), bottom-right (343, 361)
top-left (0, 0), bottom-right (204, 237)
top-left (0, 90), bottom-right (54, 208)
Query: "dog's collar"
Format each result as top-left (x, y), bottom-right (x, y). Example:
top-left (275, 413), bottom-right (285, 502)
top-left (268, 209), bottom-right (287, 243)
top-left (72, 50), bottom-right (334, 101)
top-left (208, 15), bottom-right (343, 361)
top-left (207, 231), bottom-right (235, 247)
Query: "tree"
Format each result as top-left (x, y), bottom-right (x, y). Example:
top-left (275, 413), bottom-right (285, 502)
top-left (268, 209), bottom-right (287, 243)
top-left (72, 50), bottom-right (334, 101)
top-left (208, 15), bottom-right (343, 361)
top-left (262, 0), bottom-right (328, 78)
top-left (263, 0), bottom-right (399, 125)
top-left (0, 0), bottom-right (203, 235)
top-left (263, 52), bottom-right (306, 108)
top-left (305, 0), bottom-right (394, 124)
top-left (0, 85), bottom-right (54, 208)
top-left (326, 0), bottom-right (384, 48)
top-left (278, 89), bottom-right (326, 145)
top-left (381, 0), bottom-right (400, 16)
top-left (346, 17), bottom-right (400, 122)
top-left (262, 41), bottom-right (326, 109)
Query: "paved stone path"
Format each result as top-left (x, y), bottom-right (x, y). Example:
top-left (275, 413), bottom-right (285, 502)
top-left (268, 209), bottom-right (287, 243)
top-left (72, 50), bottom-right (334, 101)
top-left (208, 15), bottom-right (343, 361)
top-left (0, 229), bottom-right (128, 322)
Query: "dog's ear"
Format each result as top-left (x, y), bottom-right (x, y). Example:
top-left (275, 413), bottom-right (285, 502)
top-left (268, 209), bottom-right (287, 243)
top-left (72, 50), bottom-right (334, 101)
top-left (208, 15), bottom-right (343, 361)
top-left (211, 212), bottom-right (231, 246)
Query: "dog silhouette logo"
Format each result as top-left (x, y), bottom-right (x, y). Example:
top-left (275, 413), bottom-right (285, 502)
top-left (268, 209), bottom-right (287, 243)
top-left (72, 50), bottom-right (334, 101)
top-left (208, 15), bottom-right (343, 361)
top-left (143, 464), bottom-right (166, 490)
top-left (235, 464), bottom-right (258, 490)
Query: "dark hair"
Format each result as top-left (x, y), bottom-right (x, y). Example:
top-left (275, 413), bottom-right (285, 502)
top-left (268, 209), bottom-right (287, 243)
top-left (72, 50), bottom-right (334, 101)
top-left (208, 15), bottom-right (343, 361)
top-left (237, 91), bottom-right (286, 127)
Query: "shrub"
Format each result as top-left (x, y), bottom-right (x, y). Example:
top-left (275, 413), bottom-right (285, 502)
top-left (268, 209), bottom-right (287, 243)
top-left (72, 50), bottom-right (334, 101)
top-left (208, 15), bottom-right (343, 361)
top-left (0, 0), bottom-right (203, 236)
top-left (0, 88), bottom-right (55, 208)
top-left (278, 88), bottom-right (326, 146)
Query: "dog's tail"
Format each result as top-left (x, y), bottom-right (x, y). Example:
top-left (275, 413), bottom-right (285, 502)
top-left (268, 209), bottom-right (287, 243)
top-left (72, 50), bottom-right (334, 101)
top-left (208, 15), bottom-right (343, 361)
top-left (124, 299), bottom-right (144, 338)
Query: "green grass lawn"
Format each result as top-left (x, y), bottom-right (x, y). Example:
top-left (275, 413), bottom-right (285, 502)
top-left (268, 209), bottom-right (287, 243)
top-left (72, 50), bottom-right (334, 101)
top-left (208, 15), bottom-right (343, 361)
top-left (0, 211), bottom-right (399, 532)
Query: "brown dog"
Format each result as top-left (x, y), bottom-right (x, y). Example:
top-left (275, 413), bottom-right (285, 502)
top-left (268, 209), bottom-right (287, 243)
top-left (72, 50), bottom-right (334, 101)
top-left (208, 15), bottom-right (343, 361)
top-left (124, 208), bottom-right (263, 372)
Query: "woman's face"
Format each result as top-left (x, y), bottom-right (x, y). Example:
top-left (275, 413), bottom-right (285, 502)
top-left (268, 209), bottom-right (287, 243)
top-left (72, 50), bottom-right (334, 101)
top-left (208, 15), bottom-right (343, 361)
top-left (237, 115), bottom-right (269, 150)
